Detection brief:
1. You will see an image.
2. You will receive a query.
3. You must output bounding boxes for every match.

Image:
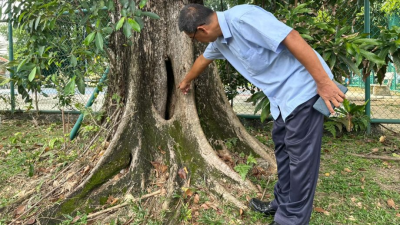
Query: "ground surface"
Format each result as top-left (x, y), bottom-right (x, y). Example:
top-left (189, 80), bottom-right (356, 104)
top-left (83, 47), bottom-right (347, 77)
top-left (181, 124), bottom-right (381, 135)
top-left (0, 114), bottom-right (399, 224)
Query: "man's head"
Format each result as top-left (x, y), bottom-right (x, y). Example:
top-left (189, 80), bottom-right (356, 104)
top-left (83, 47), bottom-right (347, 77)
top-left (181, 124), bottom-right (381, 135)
top-left (178, 4), bottom-right (221, 43)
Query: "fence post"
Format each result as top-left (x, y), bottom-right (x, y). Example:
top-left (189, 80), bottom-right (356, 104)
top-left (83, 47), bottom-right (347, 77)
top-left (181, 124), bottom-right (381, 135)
top-left (8, 0), bottom-right (15, 113)
top-left (364, 0), bottom-right (371, 133)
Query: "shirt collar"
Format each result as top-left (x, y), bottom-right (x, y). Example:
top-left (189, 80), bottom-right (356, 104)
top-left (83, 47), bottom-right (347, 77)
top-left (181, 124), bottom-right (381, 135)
top-left (216, 11), bottom-right (231, 44)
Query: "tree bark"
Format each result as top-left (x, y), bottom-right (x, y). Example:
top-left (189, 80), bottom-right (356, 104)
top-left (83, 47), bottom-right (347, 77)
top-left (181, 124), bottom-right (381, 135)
top-left (39, 0), bottom-right (276, 223)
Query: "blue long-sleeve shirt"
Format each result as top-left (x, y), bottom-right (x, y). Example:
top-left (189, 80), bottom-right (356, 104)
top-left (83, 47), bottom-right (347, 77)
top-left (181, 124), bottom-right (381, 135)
top-left (203, 5), bottom-right (333, 121)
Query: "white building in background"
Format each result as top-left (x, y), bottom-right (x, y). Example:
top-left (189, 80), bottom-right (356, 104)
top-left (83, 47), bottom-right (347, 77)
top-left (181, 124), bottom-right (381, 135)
top-left (0, 34), bottom-right (7, 57)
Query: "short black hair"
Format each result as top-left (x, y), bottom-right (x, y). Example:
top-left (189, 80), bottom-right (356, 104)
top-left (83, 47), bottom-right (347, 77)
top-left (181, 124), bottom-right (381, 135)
top-left (178, 4), bottom-right (214, 33)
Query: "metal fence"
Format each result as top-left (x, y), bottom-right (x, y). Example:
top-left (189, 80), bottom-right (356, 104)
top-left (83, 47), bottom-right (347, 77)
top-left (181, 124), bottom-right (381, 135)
top-left (1, 1), bottom-right (400, 130)
top-left (229, 1), bottom-right (400, 131)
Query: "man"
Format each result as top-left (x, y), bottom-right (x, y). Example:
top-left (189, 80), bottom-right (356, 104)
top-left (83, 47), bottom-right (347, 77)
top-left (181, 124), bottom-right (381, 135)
top-left (178, 3), bottom-right (345, 225)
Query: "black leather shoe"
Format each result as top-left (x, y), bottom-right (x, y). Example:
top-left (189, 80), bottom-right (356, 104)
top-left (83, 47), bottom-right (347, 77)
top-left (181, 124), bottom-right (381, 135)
top-left (269, 222), bottom-right (281, 225)
top-left (249, 198), bottom-right (276, 216)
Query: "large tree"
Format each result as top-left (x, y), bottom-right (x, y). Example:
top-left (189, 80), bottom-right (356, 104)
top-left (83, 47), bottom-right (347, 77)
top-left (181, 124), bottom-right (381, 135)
top-left (19, 0), bottom-right (276, 223)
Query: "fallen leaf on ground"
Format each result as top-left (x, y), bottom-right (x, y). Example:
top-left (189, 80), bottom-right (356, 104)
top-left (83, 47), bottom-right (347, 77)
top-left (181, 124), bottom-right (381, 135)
top-left (178, 167), bottom-right (187, 180)
top-left (201, 203), bottom-right (209, 210)
top-left (193, 194), bottom-right (200, 204)
top-left (14, 204), bottom-right (26, 216)
top-left (379, 136), bottom-right (386, 143)
top-left (348, 215), bottom-right (356, 221)
top-left (387, 199), bottom-right (396, 209)
top-left (81, 165), bottom-right (90, 176)
top-left (72, 215), bottom-right (81, 223)
top-left (371, 148), bottom-right (379, 153)
top-left (314, 207), bottom-right (330, 215)
top-left (107, 196), bottom-right (119, 205)
top-left (184, 188), bottom-right (193, 198)
top-left (26, 218), bottom-right (36, 225)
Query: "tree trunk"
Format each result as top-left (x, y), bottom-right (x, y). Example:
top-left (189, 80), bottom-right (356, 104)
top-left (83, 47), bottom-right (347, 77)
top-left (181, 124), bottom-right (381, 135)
top-left (39, 0), bottom-right (276, 223)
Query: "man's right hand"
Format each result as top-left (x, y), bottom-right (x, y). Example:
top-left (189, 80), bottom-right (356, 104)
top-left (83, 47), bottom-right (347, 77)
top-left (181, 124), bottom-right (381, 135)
top-left (178, 79), bottom-right (191, 95)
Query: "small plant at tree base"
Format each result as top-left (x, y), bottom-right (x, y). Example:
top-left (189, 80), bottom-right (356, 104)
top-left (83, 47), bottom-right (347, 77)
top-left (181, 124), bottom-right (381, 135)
top-left (60, 212), bottom-right (88, 224)
top-left (225, 137), bottom-right (238, 150)
top-left (234, 153), bottom-right (257, 180)
top-left (324, 99), bottom-right (370, 137)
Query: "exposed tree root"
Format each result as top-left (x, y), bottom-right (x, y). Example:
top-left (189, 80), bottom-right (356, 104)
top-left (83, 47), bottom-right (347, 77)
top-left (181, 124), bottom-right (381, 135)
top-left (86, 190), bottom-right (161, 221)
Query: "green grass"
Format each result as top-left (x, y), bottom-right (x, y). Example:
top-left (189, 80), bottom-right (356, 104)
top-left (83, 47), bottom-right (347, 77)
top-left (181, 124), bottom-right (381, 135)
top-left (0, 117), bottom-right (82, 212)
top-left (0, 117), bottom-right (399, 224)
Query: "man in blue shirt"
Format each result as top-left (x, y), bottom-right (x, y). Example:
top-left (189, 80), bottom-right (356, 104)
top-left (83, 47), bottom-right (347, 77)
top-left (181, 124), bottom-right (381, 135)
top-left (178, 4), bottom-right (346, 225)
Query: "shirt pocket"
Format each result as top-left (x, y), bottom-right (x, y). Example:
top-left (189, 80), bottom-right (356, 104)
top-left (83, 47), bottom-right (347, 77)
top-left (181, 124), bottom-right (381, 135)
top-left (231, 44), bottom-right (272, 75)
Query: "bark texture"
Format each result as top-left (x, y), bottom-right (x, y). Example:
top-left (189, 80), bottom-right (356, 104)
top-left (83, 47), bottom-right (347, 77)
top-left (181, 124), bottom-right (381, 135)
top-left (39, 0), bottom-right (276, 223)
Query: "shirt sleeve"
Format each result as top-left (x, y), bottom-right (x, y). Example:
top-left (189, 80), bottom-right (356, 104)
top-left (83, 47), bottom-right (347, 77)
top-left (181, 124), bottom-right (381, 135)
top-left (233, 6), bottom-right (293, 53)
top-left (203, 43), bottom-right (225, 60)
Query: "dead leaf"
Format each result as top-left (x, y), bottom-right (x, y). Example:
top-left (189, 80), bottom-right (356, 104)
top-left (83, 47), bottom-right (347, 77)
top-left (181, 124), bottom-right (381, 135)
top-left (217, 150), bottom-right (232, 162)
top-left (379, 136), bottom-right (386, 143)
top-left (387, 199), bottom-right (396, 209)
top-left (314, 207), bottom-right (330, 215)
top-left (178, 168), bottom-right (187, 180)
top-left (81, 165), bottom-right (90, 176)
top-left (325, 173), bottom-right (330, 177)
top-left (344, 168), bottom-right (352, 173)
top-left (193, 194), bottom-right (200, 204)
top-left (151, 161), bottom-right (168, 175)
top-left (112, 173), bottom-right (123, 181)
top-left (201, 203), bottom-right (209, 210)
top-left (107, 196), bottom-right (119, 205)
top-left (371, 148), bottom-right (379, 153)
top-left (205, 201), bottom-right (218, 210)
top-left (65, 180), bottom-right (78, 192)
top-left (26, 218), bottom-right (36, 225)
top-left (185, 188), bottom-right (194, 198)
top-left (239, 208), bottom-right (243, 215)
top-left (396, 213), bottom-right (400, 217)
top-left (102, 141), bottom-right (110, 149)
top-left (348, 215), bottom-right (356, 221)
top-left (72, 215), bottom-right (81, 223)
top-left (14, 204), bottom-right (26, 215)
top-left (314, 207), bottom-right (326, 213)
top-left (158, 146), bottom-right (166, 154)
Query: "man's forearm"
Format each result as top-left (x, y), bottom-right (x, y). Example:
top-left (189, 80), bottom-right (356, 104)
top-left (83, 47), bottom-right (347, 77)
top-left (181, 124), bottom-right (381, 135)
top-left (182, 54), bottom-right (213, 83)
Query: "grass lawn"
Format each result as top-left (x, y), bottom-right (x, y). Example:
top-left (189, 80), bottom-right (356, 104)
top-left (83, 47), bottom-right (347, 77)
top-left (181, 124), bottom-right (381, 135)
top-left (0, 115), bottom-right (399, 224)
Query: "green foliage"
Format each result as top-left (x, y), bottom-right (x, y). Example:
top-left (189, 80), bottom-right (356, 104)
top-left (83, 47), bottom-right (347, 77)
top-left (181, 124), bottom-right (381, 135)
top-left (0, 0), bottom-right (159, 109)
top-left (224, 137), bottom-right (238, 150)
top-left (245, 91), bottom-right (270, 122)
top-left (324, 99), bottom-right (370, 137)
top-left (381, 0), bottom-right (400, 16)
top-left (215, 59), bottom-right (258, 101)
top-left (60, 212), bottom-right (88, 224)
top-left (234, 153), bottom-right (257, 180)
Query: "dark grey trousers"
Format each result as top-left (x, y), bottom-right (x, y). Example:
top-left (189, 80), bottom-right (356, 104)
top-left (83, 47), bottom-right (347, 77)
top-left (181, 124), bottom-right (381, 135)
top-left (271, 95), bottom-right (324, 225)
